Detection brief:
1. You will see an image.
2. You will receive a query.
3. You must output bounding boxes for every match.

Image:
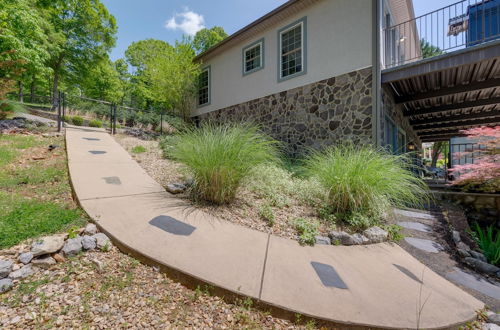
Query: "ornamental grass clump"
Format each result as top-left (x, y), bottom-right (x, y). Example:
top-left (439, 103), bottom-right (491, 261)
top-left (304, 143), bottom-right (429, 221)
top-left (170, 123), bottom-right (281, 204)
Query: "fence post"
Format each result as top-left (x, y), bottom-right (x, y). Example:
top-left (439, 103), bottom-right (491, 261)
top-left (113, 105), bottom-right (117, 135)
top-left (57, 90), bottom-right (61, 132)
top-left (160, 112), bottom-right (163, 135)
top-left (62, 92), bottom-right (66, 127)
top-left (109, 103), bottom-right (113, 133)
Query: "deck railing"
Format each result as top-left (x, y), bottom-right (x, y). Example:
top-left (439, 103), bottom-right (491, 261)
top-left (383, 0), bottom-right (500, 68)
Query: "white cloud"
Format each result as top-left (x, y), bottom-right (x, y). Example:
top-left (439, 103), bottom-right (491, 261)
top-left (165, 7), bottom-right (205, 36)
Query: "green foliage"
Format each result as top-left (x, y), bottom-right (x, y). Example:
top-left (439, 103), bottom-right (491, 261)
top-left (0, 100), bottom-right (15, 119)
top-left (89, 119), bottom-right (102, 128)
top-left (40, 0), bottom-right (117, 98)
top-left (258, 204), bottom-right (275, 226)
top-left (304, 143), bottom-right (429, 221)
top-left (192, 26), bottom-right (228, 54)
top-left (71, 116), bottom-right (84, 126)
top-left (170, 123), bottom-right (281, 204)
top-left (383, 224), bottom-right (404, 242)
top-left (131, 145), bottom-right (146, 154)
top-left (420, 39), bottom-right (443, 59)
top-left (472, 223), bottom-right (500, 266)
top-left (293, 218), bottom-right (318, 246)
top-left (158, 135), bottom-right (176, 159)
top-left (247, 163), bottom-right (325, 208)
top-left (344, 212), bottom-right (378, 231)
top-left (0, 194), bottom-right (83, 249)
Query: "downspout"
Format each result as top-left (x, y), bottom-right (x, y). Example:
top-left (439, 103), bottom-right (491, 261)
top-left (371, 0), bottom-right (382, 146)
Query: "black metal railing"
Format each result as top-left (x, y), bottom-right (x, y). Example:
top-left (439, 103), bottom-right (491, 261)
top-left (384, 0), bottom-right (500, 68)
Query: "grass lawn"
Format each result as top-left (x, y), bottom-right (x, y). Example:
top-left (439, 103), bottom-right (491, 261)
top-left (0, 133), bottom-right (86, 249)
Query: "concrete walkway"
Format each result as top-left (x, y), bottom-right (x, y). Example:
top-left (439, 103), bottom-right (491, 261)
top-left (66, 126), bottom-right (484, 329)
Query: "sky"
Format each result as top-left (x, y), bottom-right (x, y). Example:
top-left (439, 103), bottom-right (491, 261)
top-left (102, 0), bottom-right (460, 61)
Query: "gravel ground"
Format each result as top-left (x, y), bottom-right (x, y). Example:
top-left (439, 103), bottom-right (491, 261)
top-left (113, 134), bottom-right (332, 240)
top-left (1, 247), bottom-right (306, 329)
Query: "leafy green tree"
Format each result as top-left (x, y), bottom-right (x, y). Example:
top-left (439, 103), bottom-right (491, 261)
top-left (81, 57), bottom-right (123, 103)
top-left (125, 39), bottom-right (174, 109)
top-left (192, 26), bottom-right (228, 54)
top-left (0, 0), bottom-right (51, 101)
top-left (145, 39), bottom-right (200, 118)
top-left (36, 0), bottom-right (117, 106)
top-left (420, 39), bottom-right (443, 59)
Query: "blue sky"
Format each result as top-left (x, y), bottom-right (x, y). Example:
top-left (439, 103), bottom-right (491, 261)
top-left (102, 0), bottom-right (459, 61)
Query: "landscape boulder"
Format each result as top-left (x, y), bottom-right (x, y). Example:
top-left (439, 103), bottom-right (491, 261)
top-left (31, 256), bottom-right (56, 269)
top-left (84, 223), bottom-right (98, 236)
top-left (0, 278), bottom-right (13, 294)
top-left (93, 233), bottom-right (111, 250)
top-left (82, 236), bottom-right (97, 250)
top-left (487, 311), bottom-right (500, 326)
top-left (0, 260), bottom-right (14, 278)
top-left (464, 257), bottom-right (500, 275)
top-left (315, 236), bottom-right (331, 245)
top-left (329, 231), bottom-right (366, 245)
top-left (9, 265), bottom-right (34, 280)
top-left (166, 183), bottom-right (186, 194)
top-left (469, 250), bottom-right (487, 262)
top-left (31, 235), bottom-right (65, 257)
top-left (363, 226), bottom-right (388, 243)
top-left (18, 252), bottom-right (33, 265)
top-left (62, 237), bottom-right (83, 257)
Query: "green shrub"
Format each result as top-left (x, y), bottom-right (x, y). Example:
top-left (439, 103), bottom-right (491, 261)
top-left (293, 217), bottom-right (318, 246)
top-left (159, 135), bottom-right (176, 159)
top-left (383, 224), bottom-right (404, 242)
top-left (247, 163), bottom-right (325, 208)
top-left (71, 116), bottom-right (84, 126)
top-left (304, 143), bottom-right (429, 221)
top-left (258, 204), bottom-right (275, 226)
top-left (89, 119), bottom-right (102, 128)
top-left (0, 101), bottom-right (15, 119)
top-left (344, 212), bottom-right (378, 231)
top-left (131, 145), bottom-right (146, 154)
top-left (472, 223), bottom-right (500, 266)
top-left (170, 123), bottom-right (280, 204)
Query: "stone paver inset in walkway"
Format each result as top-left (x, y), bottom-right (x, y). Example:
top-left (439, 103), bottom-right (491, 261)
top-left (446, 268), bottom-right (500, 300)
top-left (66, 127), bottom-right (485, 329)
top-left (395, 209), bottom-right (437, 220)
top-left (398, 221), bottom-right (433, 233)
top-left (405, 237), bottom-right (444, 253)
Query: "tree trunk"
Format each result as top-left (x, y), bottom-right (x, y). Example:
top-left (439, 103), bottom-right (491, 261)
top-left (430, 142), bottom-right (444, 167)
top-left (51, 56), bottom-right (63, 110)
top-left (18, 81), bottom-right (23, 102)
top-left (30, 74), bottom-right (35, 103)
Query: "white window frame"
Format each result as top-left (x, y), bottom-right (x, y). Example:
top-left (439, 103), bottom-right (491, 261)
top-left (278, 17), bottom-right (307, 82)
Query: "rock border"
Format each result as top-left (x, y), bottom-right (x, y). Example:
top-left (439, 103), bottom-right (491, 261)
top-left (0, 223), bottom-right (112, 294)
top-left (441, 208), bottom-right (500, 280)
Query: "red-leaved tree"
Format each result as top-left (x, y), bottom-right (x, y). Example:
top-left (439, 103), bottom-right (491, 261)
top-left (449, 126), bottom-right (500, 193)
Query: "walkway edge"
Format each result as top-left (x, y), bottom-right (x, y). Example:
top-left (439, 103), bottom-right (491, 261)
top-left (64, 128), bottom-right (482, 330)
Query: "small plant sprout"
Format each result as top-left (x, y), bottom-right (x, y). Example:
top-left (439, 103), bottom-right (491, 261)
top-left (131, 145), bottom-right (147, 154)
top-left (258, 204), bottom-right (275, 226)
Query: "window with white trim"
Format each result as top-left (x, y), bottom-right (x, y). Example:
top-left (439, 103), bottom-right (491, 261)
top-left (198, 67), bottom-right (210, 106)
top-left (279, 20), bottom-right (304, 79)
top-left (243, 41), bottom-right (263, 74)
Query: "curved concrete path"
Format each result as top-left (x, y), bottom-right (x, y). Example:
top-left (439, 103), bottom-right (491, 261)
top-left (66, 127), bottom-right (484, 329)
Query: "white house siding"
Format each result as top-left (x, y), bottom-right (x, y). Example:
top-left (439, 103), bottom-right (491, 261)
top-left (193, 0), bottom-right (374, 117)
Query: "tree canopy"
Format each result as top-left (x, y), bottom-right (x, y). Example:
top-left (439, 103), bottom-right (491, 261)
top-left (192, 26), bottom-right (228, 55)
top-left (0, 0), bottom-right (225, 119)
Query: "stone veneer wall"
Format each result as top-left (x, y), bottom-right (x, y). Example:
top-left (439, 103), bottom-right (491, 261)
top-left (196, 67), bottom-right (373, 156)
top-left (381, 86), bottom-right (421, 148)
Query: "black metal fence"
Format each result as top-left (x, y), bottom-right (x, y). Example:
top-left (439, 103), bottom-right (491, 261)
top-left (9, 91), bottom-right (185, 135)
top-left (384, 0), bottom-right (500, 68)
